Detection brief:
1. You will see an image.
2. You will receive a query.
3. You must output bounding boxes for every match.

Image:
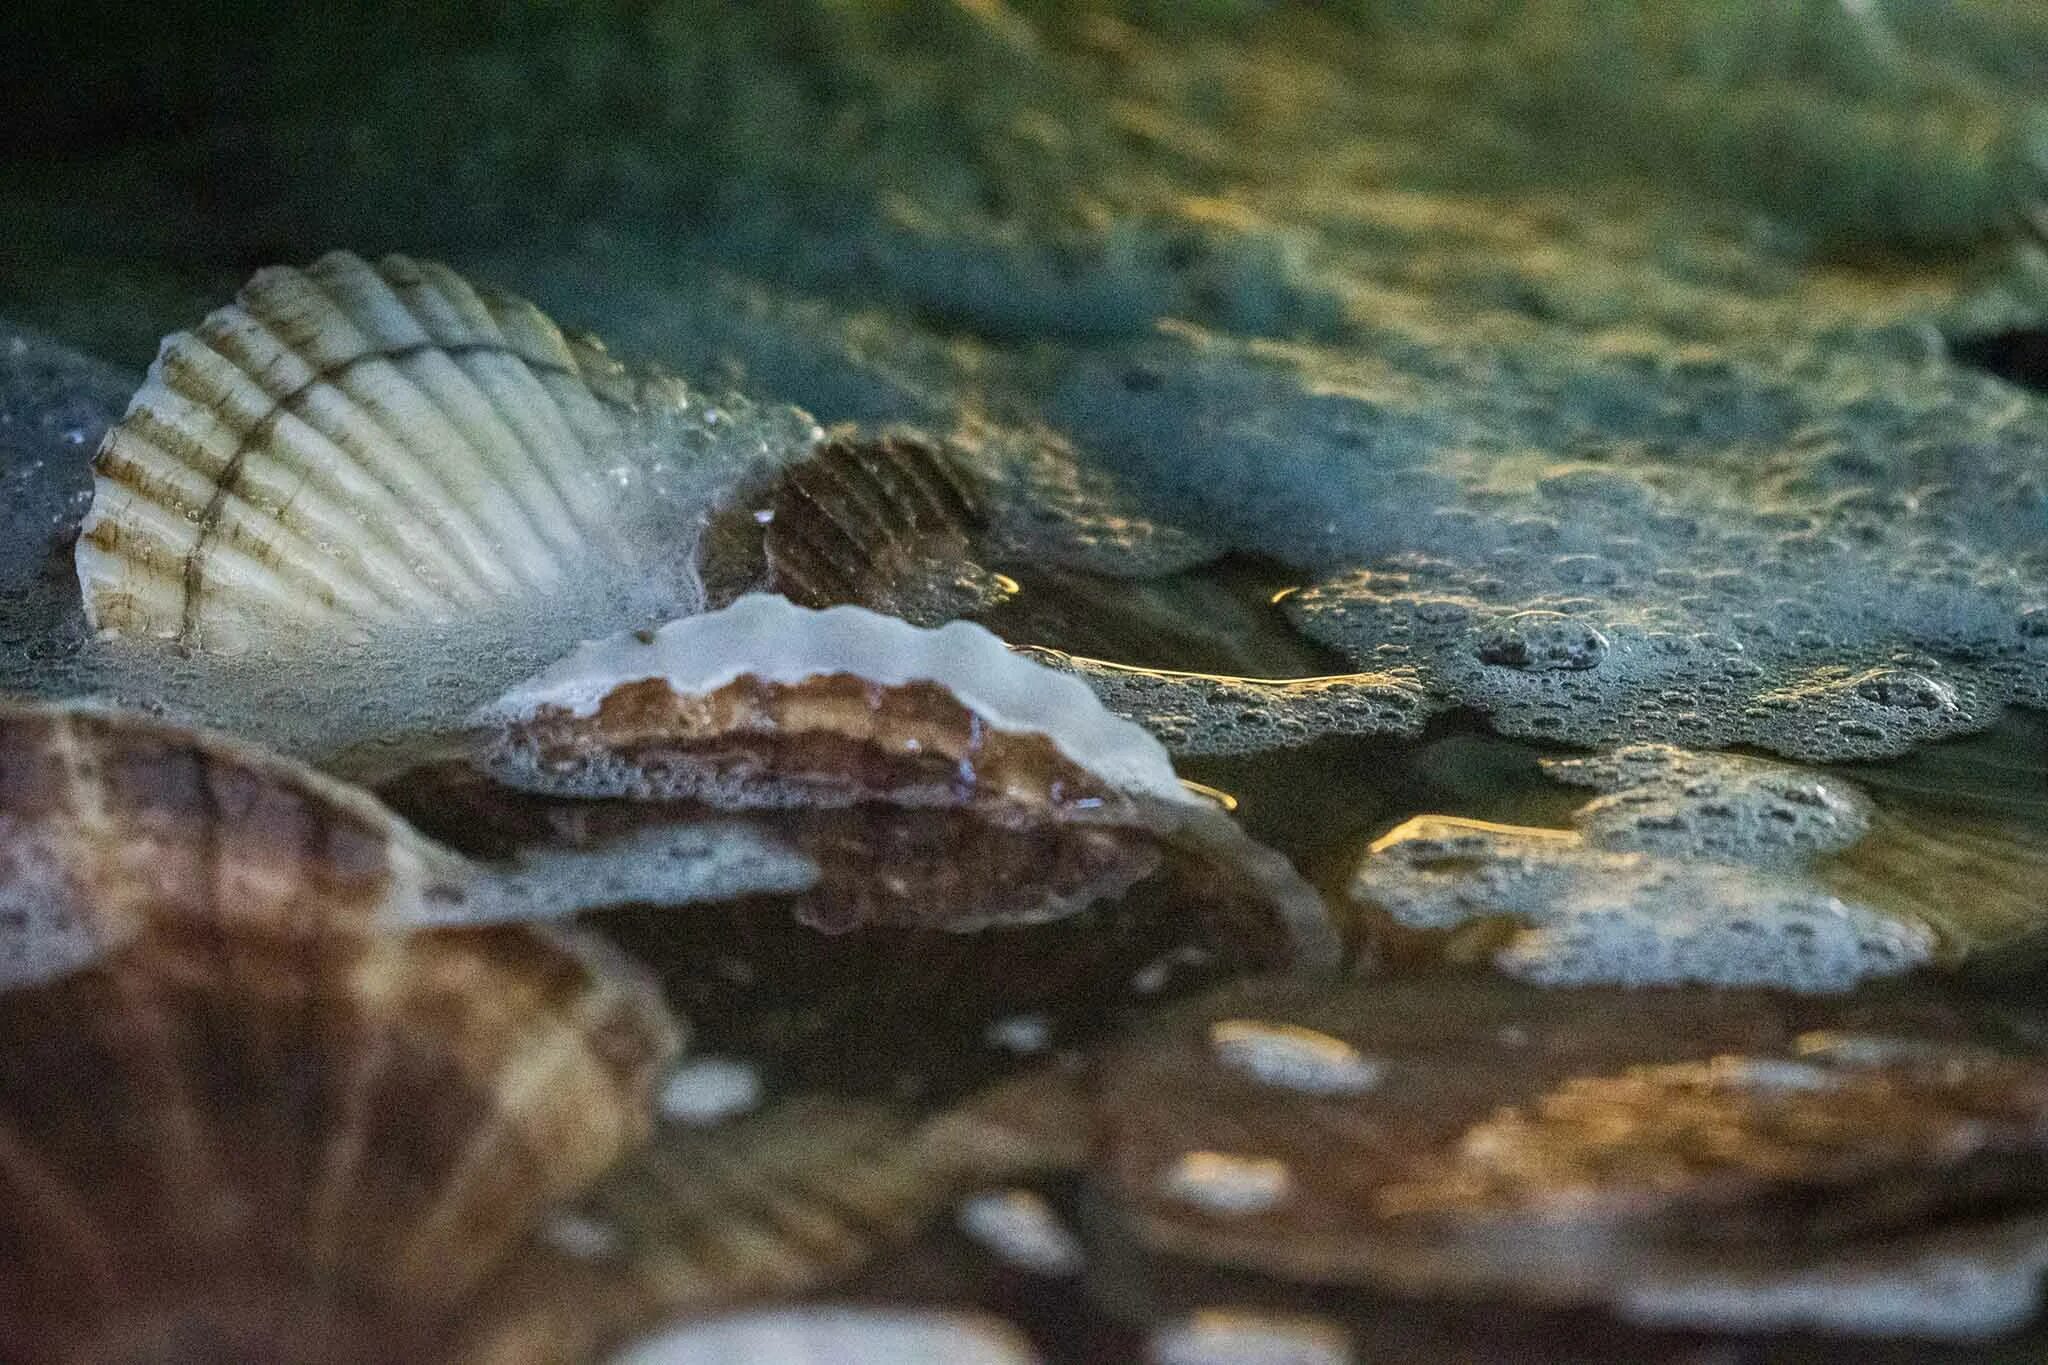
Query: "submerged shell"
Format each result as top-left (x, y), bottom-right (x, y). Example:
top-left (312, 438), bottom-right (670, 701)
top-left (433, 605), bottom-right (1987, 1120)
top-left (0, 706), bottom-right (680, 1363)
top-left (1071, 977), bottom-right (2048, 1338)
top-left (555, 1097), bottom-right (950, 1326)
top-left (465, 595), bottom-right (1337, 958)
top-left (75, 251), bottom-right (666, 652)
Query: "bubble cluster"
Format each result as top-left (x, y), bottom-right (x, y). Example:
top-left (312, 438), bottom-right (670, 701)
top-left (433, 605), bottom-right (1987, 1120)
top-left (1048, 317), bottom-right (2048, 761)
top-left (1544, 743), bottom-right (1873, 866)
top-left (1354, 745), bottom-right (1934, 991)
top-left (1021, 648), bottom-right (1427, 756)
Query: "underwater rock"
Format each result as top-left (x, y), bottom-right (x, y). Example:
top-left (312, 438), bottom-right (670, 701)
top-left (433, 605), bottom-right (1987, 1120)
top-left (0, 703), bottom-right (679, 1364)
top-left (1060, 977), bottom-right (2048, 1339)
top-left (1352, 745), bottom-right (1933, 991)
top-left (464, 594), bottom-right (1337, 953)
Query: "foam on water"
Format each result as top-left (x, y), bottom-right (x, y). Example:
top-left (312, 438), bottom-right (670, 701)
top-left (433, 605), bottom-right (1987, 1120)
top-left (448, 824), bottom-right (819, 925)
top-left (1023, 649), bottom-right (1429, 757)
top-left (1051, 306), bottom-right (2048, 763)
top-left (1546, 744), bottom-right (1874, 865)
top-left (1355, 743), bottom-right (1936, 990)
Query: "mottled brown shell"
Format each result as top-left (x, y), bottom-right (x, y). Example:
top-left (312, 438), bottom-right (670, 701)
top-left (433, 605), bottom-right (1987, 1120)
top-left (1077, 977), bottom-right (2048, 1328)
top-left (506, 673), bottom-right (1139, 815)
top-left (762, 429), bottom-right (1013, 623)
top-left (0, 701), bottom-right (476, 987)
top-left (0, 703), bottom-right (680, 1364)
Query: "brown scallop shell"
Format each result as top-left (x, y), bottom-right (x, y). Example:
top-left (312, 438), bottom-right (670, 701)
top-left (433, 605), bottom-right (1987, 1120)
top-left (762, 428), bottom-right (1013, 623)
top-left (464, 599), bottom-right (1338, 959)
top-left (1065, 976), bottom-right (2048, 1336)
top-left (0, 702), bottom-right (680, 1364)
top-left (543, 1097), bottom-right (945, 1330)
top-left (0, 700), bottom-right (480, 986)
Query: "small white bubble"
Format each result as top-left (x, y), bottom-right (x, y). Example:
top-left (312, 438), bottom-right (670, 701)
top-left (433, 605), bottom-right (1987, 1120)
top-left (1161, 1151), bottom-right (1292, 1216)
top-left (659, 1057), bottom-right (764, 1126)
top-left (957, 1189), bottom-right (1085, 1276)
top-left (613, 1307), bottom-right (1038, 1365)
top-left (1208, 1019), bottom-right (1384, 1095)
top-left (1148, 1310), bottom-right (1353, 1365)
top-left (986, 1013), bottom-right (1052, 1054)
top-left (1131, 959), bottom-right (1175, 994)
top-left (542, 1211), bottom-right (618, 1261)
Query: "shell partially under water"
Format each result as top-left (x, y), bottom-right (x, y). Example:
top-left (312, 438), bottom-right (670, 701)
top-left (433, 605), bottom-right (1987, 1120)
top-left (463, 594), bottom-right (1338, 958)
top-left (0, 702), bottom-right (681, 1363)
top-left (1069, 977), bottom-right (2048, 1338)
top-left (74, 251), bottom-right (749, 654)
top-left (0, 699), bottom-right (477, 986)
top-left (760, 428), bottom-right (1014, 624)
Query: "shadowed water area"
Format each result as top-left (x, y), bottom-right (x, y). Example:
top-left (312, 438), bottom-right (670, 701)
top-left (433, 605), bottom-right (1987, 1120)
top-left (8, 1), bottom-right (2048, 1361)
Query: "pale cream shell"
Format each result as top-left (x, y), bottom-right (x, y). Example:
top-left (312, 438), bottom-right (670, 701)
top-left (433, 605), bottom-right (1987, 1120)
top-left (75, 251), bottom-right (649, 652)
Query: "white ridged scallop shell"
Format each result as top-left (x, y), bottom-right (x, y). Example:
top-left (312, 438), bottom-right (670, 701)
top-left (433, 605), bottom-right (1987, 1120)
top-left (480, 592), bottom-right (1199, 806)
top-left (467, 596), bottom-right (1339, 967)
top-left (75, 251), bottom-right (670, 652)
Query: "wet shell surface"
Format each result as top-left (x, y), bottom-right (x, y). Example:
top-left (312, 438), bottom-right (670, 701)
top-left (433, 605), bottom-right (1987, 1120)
top-left (0, 699), bottom-right (478, 986)
top-left (760, 428), bottom-right (1014, 624)
top-left (479, 592), bottom-right (1196, 808)
top-left (554, 1097), bottom-right (954, 1328)
top-left (464, 595), bottom-right (1336, 957)
top-left (0, 703), bottom-right (680, 1363)
top-left (1070, 977), bottom-right (2048, 1338)
top-left (74, 251), bottom-right (720, 653)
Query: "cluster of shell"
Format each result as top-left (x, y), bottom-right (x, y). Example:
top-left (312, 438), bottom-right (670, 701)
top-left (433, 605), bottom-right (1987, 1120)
top-left (0, 253), bottom-right (1341, 1362)
top-left (16, 252), bottom-right (2048, 1362)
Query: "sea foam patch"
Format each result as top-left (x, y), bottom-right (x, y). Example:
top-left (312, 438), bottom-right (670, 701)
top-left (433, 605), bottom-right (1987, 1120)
top-left (1354, 746), bottom-right (1933, 991)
